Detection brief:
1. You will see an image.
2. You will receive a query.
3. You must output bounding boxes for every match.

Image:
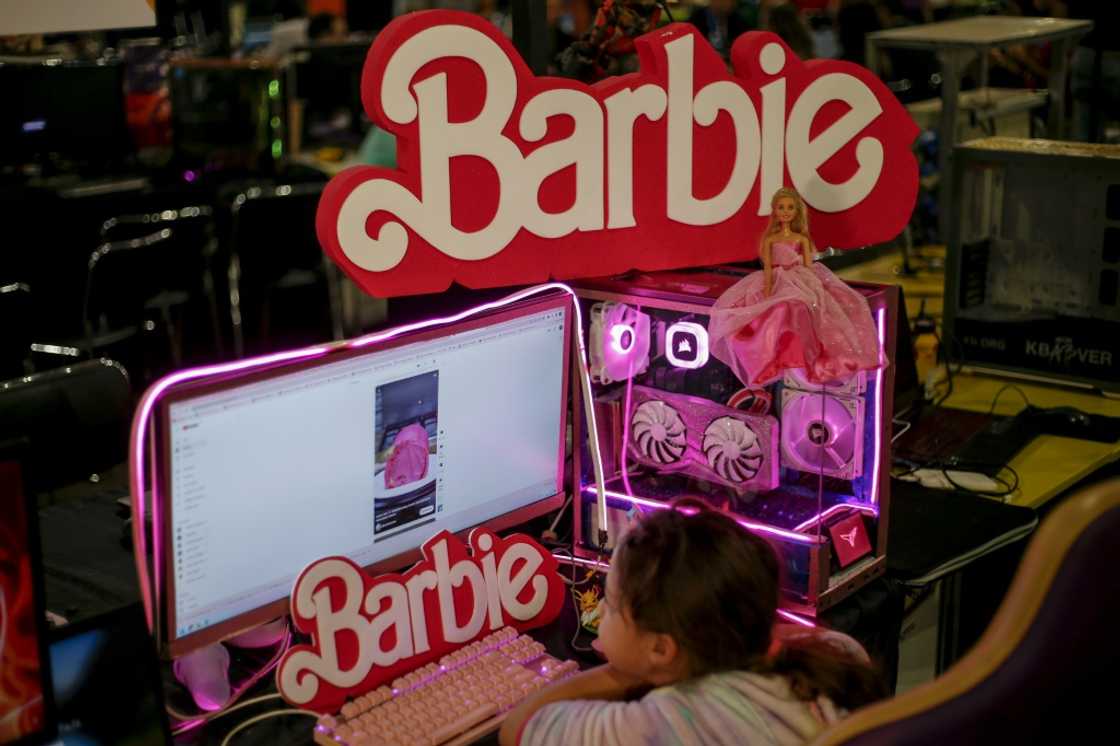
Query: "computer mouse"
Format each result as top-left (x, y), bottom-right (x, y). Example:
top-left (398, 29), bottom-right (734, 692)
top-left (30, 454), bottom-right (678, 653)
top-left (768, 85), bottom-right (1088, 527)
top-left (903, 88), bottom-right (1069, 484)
top-left (1046, 406), bottom-right (1092, 428)
top-left (173, 642), bottom-right (232, 711)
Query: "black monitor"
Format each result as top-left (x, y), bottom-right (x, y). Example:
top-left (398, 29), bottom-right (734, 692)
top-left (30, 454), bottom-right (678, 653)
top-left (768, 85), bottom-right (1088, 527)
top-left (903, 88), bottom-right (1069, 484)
top-left (46, 605), bottom-right (171, 746)
top-left (0, 60), bottom-right (131, 171)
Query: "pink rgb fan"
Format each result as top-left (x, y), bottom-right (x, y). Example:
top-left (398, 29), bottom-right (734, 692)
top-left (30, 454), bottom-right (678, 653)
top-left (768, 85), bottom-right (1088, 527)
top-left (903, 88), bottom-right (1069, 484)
top-left (385, 423), bottom-right (430, 488)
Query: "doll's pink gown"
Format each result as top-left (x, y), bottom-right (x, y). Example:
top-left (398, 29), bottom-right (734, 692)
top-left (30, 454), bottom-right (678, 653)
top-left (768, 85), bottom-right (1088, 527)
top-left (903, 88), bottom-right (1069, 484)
top-left (708, 240), bottom-right (882, 386)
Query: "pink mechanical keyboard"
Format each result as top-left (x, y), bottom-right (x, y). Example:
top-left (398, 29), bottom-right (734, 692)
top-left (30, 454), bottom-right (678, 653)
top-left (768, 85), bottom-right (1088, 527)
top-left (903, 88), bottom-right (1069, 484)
top-left (313, 627), bottom-right (580, 746)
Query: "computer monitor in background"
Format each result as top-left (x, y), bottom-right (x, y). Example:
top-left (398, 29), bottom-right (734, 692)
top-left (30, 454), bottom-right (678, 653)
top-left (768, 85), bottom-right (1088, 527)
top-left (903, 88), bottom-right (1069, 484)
top-left (156, 292), bottom-right (572, 657)
top-left (0, 452), bottom-right (55, 745)
top-left (168, 59), bottom-right (284, 175)
top-left (0, 61), bottom-right (131, 172)
top-left (46, 605), bottom-right (170, 746)
top-left (292, 39), bottom-right (370, 147)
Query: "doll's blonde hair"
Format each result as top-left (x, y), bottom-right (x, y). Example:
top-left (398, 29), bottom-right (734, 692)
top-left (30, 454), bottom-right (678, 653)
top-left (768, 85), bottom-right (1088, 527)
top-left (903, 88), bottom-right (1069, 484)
top-left (764, 187), bottom-right (810, 236)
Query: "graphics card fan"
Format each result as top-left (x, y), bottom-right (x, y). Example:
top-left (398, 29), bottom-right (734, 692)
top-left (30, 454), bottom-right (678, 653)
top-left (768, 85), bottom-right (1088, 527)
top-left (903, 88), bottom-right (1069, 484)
top-left (702, 416), bottom-right (765, 483)
top-left (631, 399), bottom-right (686, 465)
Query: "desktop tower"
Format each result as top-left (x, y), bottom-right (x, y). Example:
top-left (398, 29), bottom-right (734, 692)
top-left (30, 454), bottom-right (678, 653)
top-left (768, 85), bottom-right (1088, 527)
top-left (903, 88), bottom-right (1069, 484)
top-left (570, 269), bottom-right (900, 615)
top-left (945, 137), bottom-right (1120, 393)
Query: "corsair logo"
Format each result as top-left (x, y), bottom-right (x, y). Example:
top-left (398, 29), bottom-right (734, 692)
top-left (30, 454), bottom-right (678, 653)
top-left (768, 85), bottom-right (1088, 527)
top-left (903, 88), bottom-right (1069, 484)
top-left (1025, 337), bottom-right (1113, 368)
top-left (839, 528), bottom-right (859, 548)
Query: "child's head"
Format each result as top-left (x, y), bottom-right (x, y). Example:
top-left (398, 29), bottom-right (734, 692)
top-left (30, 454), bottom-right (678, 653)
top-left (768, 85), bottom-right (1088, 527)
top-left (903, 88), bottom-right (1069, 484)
top-left (598, 502), bottom-right (780, 684)
top-left (765, 187), bottom-right (810, 236)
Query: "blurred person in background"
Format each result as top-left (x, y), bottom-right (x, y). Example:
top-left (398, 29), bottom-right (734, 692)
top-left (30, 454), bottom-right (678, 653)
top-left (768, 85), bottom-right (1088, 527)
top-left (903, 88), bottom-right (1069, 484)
top-left (689, 0), bottom-right (751, 60)
top-left (766, 1), bottom-right (814, 59)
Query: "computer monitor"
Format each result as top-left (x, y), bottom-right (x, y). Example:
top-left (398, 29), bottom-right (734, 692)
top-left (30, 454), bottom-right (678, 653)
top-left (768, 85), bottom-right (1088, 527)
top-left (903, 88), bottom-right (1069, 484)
top-left (156, 292), bottom-right (572, 657)
top-left (0, 60), bottom-right (130, 171)
top-left (292, 39), bottom-right (370, 145)
top-left (168, 59), bottom-right (283, 174)
top-left (0, 453), bottom-right (56, 746)
top-left (46, 604), bottom-right (171, 746)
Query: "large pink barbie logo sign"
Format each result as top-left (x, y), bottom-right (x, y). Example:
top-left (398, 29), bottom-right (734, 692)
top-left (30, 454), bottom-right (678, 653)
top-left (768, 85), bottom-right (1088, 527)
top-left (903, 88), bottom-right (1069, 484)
top-left (276, 529), bottom-right (564, 713)
top-left (317, 10), bottom-right (919, 298)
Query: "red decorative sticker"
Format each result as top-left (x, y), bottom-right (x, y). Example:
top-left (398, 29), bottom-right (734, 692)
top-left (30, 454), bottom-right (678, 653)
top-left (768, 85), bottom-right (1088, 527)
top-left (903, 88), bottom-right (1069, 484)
top-left (828, 513), bottom-right (872, 568)
top-left (317, 10), bottom-right (919, 298)
top-left (276, 529), bottom-right (565, 713)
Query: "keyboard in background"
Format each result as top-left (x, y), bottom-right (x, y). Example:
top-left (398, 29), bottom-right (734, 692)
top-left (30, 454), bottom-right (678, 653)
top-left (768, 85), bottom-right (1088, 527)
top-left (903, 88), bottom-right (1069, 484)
top-left (313, 627), bottom-right (580, 746)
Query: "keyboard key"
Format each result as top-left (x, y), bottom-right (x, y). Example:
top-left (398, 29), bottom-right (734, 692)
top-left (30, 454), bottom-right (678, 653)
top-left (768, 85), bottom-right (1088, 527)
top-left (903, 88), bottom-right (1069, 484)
top-left (313, 630), bottom-right (578, 746)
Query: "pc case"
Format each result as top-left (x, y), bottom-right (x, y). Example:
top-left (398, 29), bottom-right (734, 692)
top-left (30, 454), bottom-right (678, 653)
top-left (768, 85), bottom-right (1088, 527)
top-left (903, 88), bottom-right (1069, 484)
top-left (571, 269), bottom-right (900, 615)
top-left (945, 138), bottom-right (1120, 392)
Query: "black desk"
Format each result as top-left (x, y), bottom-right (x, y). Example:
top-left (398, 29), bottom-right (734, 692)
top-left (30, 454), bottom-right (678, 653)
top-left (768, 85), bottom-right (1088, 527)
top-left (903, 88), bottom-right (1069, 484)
top-left (887, 478), bottom-right (1038, 672)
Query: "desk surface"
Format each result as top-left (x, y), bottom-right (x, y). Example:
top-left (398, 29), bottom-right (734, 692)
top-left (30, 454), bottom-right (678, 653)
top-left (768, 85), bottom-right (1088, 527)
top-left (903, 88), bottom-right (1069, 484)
top-left (937, 371), bottom-right (1120, 509)
top-left (867, 15), bottom-right (1091, 50)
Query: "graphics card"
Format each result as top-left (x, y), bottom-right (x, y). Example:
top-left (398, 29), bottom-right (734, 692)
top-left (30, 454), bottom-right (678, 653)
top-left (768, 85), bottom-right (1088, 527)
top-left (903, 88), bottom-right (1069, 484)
top-left (779, 388), bottom-right (865, 480)
top-left (627, 386), bottom-right (779, 492)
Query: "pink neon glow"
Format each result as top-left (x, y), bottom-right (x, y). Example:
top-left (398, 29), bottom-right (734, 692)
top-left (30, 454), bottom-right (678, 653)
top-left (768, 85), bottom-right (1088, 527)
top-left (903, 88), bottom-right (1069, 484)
top-left (130, 282), bottom-right (609, 634)
top-left (169, 627), bottom-right (293, 733)
top-left (587, 488), bottom-right (824, 545)
top-left (793, 503), bottom-right (879, 534)
top-left (871, 308), bottom-right (885, 505)
top-left (609, 323), bottom-right (635, 354)
top-left (776, 609), bottom-right (817, 628)
top-left (130, 347), bottom-right (331, 630)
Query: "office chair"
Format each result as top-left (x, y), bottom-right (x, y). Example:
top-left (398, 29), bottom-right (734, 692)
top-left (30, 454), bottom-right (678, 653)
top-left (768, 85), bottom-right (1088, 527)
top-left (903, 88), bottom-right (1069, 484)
top-left (0, 282), bottom-right (33, 379)
top-left (0, 359), bottom-right (131, 495)
top-left (227, 182), bottom-right (343, 357)
top-left (99, 204), bottom-right (226, 360)
top-left (83, 228), bottom-right (196, 380)
top-left (811, 479), bottom-right (1120, 745)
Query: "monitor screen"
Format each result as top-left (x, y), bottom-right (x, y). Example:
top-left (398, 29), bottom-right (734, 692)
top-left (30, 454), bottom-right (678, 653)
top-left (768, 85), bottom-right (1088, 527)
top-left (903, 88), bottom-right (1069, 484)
top-left (46, 605), bottom-right (170, 746)
top-left (0, 459), bottom-right (54, 746)
top-left (168, 61), bottom-right (281, 174)
top-left (158, 293), bottom-right (571, 655)
top-left (0, 61), bottom-right (130, 169)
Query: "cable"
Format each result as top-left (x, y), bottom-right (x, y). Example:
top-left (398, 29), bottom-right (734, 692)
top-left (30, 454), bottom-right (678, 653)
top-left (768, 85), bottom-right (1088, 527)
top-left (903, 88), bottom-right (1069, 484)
top-left (169, 693), bottom-right (282, 732)
top-left (218, 709), bottom-right (317, 746)
top-left (939, 463), bottom-right (1020, 501)
top-left (986, 383), bottom-right (1031, 416)
top-left (891, 418), bottom-right (913, 443)
top-left (544, 493), bottom-right (573, 540)
top-left (168, 625), bottom-right (293, 733)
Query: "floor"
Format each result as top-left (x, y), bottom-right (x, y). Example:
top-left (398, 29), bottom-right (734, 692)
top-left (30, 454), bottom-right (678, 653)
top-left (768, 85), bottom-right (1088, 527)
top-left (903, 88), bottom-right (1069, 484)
top-left (895, 584), bottom-right (941, 694)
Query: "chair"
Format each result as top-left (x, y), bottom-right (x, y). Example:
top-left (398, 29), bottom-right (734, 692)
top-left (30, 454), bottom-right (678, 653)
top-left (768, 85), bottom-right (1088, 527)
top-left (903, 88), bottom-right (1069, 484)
top-left (0, 359), bottom-right (131, 494)
top-left (811, 479), bottom-right (1120, 745)
top-left (99, 204), bottom-right (226, 360)
top-left (0, 282), bottom-right (33, 379)
top-left (226, 182), bottom-right (343, 357)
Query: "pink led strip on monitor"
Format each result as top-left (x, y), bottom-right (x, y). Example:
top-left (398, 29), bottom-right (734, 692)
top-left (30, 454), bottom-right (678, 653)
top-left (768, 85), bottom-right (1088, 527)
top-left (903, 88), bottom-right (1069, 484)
top-left (129, 283), bottom-right (610, 633)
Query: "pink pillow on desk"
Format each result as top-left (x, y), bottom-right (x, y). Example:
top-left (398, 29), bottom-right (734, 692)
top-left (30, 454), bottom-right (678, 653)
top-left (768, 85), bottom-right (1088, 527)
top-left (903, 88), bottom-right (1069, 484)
top-left (385, 423), bottom-right (430, 488)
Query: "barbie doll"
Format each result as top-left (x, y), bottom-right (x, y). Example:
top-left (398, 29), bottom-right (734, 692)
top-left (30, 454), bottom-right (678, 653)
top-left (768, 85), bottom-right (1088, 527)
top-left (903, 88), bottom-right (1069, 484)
top-left (707, 188), bottom-right (882, 387)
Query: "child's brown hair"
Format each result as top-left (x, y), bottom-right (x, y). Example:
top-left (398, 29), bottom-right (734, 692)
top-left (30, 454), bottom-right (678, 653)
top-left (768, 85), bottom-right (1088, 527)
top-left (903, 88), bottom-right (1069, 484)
top-left (612, 500), bottom-right (886, 710)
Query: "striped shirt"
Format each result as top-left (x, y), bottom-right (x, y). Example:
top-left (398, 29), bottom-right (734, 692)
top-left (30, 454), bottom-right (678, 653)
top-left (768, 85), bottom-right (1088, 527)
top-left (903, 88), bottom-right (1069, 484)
top-left (519, 670), bottom-right (845, 746)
